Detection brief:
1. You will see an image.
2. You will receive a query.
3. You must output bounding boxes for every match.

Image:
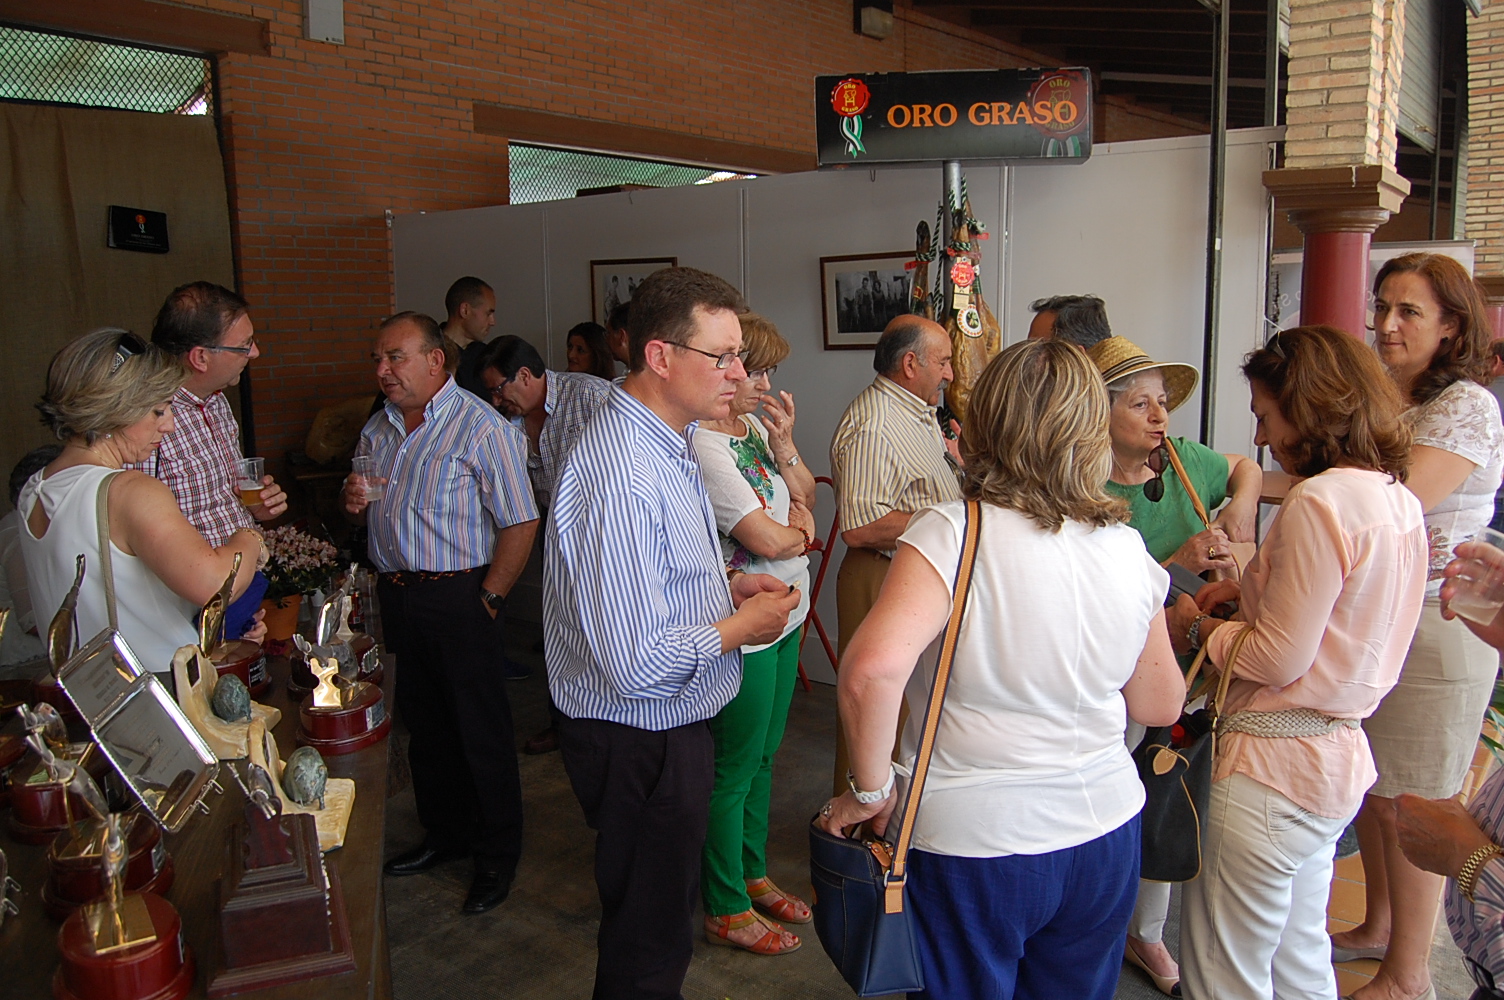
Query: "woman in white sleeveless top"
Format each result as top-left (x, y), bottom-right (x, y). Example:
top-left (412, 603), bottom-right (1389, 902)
top-left (20, 329), bottom-right (265, 675)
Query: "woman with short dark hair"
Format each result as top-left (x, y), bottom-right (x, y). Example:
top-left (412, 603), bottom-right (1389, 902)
top-left (21, 329), bottom-right (266, 675)
top-left (819, 339), bottom-right (1184, 999)
top-left (1333, 254), bottom-right (1504, 1000)
top-left (1168, 325), bottom-right (1427, 1000)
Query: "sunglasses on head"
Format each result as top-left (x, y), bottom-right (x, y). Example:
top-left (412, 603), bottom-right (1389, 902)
top-left (110, 333), bottom-right (147, 376)
top-left (1143, 443), bottom-right (1170, 503)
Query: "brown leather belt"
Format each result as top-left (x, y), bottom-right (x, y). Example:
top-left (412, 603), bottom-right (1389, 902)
top-left (378, 567), bottom-right (484, 586)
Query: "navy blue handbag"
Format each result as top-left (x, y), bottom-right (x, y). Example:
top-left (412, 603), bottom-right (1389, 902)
top-left (809, 500), bottom-right (981, 997)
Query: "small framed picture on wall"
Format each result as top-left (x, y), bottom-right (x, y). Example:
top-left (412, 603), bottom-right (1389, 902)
top-left (590, 257), bottom-right (678, 326)
top-left (820, 252), bottom-right (914, 349)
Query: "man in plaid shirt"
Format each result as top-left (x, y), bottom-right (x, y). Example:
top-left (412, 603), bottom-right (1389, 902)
top-left (136, 282), bottom-right (288, 637)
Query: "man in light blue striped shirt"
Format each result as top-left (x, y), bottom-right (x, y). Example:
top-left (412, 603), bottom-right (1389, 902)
top-left (343, 311), bottom-right (538, 917)
top-left (545, 267), bottom-right (799, 1000)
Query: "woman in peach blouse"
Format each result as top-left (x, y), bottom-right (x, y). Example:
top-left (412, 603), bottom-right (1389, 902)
top-left (1166, 326), bottom-right (1428, 1000)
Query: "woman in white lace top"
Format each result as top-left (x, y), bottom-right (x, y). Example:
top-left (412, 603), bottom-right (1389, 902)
top-left (1334, 253), bottom-right (1504, 1000)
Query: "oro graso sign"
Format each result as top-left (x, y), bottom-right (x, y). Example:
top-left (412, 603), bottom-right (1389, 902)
top-left (815, 68), bottom-right (1093, 167)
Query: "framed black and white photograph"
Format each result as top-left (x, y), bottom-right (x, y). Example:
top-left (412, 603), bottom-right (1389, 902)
top-left (820, 252), bottom-right (913, 349)
top-left (590, 257), bottom-right (677, 326)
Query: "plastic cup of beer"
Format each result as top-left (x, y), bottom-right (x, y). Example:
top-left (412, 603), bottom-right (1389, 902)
top-left (237, 457), bottom-right (265, 507)
top-left (352, 456), bottom-right (384, 501)
top-left (1449, 527), bottom-right (1504, 626)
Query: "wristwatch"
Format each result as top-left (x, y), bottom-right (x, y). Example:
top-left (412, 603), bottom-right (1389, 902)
top-left (1187, 613), bottom-right (1211, 650)
top-left (481, 590), bottom-right (506, 613)
top-left (847, 766), bottom-right (896, 805)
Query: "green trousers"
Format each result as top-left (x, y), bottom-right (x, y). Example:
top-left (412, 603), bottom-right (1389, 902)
top-left (700, 625), bottom-right (803, 917)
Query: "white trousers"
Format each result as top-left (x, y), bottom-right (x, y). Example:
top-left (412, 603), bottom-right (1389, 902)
top-left (1181, 773), bottom-right (1349, 1000)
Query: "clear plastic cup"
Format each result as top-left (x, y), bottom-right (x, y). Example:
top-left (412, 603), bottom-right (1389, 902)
top-left (1448, 526), bottom-right (1504, 625)
top-left (237, 457), bottom-right (265, 507)
top-left (352, 455), bottom-right (384, 501)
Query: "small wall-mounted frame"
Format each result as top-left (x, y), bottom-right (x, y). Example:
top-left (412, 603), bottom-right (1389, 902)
top-left (590, 258), bottom-right (677, 327)
top-left (820, 251), bottom-right (913, 349)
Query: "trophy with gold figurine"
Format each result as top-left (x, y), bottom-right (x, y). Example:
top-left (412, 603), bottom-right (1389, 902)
top-left (292, 567), bottom-right (388, 756)
top-left (48, 625), bottom-right (221, 1000)
top-left (27, 704), bottom-right (174, 918)
top-left (172, 554), bottom-right (282, 760)
top-left (288, 565), bottom-right (382, 698)
top-left (201, 553), bottom-right (272, 697)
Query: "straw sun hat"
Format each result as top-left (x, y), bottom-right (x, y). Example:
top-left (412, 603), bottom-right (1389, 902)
top-left (1085, 336), bottom-right (1200, 413)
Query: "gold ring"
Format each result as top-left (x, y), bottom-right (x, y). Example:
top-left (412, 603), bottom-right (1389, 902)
top-left (1208, 547), bottom-right (1219, 558)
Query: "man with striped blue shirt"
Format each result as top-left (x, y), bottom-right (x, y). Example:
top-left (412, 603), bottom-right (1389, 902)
top-left (545, 267), bottom-right (800, 1000)
top-left (343, 311), bottom-right (539, 916)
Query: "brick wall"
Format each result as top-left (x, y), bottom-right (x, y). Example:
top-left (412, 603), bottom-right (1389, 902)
top-left (1284, 0), bottom-right (1405, 169)
top-left (1467, 4), bottom-right (1504, 275)
top-left (173, 0), bottom-right (1204, 462)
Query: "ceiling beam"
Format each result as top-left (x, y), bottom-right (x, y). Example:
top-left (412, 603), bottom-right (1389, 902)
top-left (0, 0), bottom-right (268, 56)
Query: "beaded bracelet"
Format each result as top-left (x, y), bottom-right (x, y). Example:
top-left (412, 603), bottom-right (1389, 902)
top-left (1458, 843), bottom-right (1504, 903)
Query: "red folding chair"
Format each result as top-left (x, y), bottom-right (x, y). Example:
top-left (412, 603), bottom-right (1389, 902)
top-left (795, 476), bottom-right (841, 692)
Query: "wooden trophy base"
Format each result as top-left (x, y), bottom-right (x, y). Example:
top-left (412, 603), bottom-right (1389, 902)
top-left (207, 808), bottom-right (356, 996)
top-left (53, 891), bottom-right (194, 1000)
top-left (44, 815), bottom-right (175, 918)
top-left (296, 683), bottom-right (389, 757)
top-left (9, 756), bottom-right (97, 845)
top-left (213, 640), bottom-right (271, 699)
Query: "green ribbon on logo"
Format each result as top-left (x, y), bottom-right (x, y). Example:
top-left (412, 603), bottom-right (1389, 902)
top-left (840, 115), bottom-right (866, 157)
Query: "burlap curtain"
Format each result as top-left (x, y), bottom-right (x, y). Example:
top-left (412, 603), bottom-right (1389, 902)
top-left (0, 102), bottom-right (234, 507)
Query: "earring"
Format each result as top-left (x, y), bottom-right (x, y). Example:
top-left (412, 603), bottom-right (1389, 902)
top-left (104, 433), bottom-right (112, 439)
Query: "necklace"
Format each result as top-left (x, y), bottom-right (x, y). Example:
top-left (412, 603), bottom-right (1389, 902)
top-left (1110, 452), bottom-right (1149, 485)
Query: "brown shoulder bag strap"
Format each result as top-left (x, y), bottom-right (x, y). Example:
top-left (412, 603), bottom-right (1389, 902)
top-left (95, 469), bottom-right (124, 633)
top-left (884, 498), bottom-right (982, 914)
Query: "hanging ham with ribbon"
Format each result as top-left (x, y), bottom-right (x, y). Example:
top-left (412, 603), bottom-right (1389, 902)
top-left (942, 181), bottom-right (1001, 423)
top-left (907, 221), bottom-right (934, 321)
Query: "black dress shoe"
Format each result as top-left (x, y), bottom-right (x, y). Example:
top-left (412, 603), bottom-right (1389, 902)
top-left (463, 870), bottom-right (512, 914)
top-left (523, 726), bottom-right (559, 755)
top-left (383, 844), bottom-right (465, 876)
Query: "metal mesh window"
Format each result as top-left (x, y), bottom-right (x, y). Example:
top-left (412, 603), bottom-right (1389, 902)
top-left (0, 26), bottom-right (212, 115)
top-left (508, 144), bottom-right (753, 204)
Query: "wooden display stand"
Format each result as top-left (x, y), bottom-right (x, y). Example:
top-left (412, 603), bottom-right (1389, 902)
top-left (206, 805), bottom-right (356, 996)
top-left (8, 748), bottom-right (101, 846)
top-left (295, 660), bottom-right (388, 758)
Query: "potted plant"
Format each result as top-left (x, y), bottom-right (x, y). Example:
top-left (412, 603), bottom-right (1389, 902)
top-left (259, 525), bottom-right (338, 641)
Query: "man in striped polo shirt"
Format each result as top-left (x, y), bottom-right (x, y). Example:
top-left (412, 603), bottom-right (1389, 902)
top-left (544, 267), bottom-right (799, 1000)
top-left (342, 311), bottom-right (539, 915)
top-left (828, 316), bottom-right (962, 791)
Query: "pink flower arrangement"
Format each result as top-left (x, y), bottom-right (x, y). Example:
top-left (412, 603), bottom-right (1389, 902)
top-left (263, 525), bottom-right (339, 602)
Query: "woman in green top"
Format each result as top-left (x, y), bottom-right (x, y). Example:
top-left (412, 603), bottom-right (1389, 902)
top-left (1088, 335), bottom-right (1264, 996)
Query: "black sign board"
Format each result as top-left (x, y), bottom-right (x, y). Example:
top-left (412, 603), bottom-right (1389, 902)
top-left (815, 68), bottom-right (1093, 167)
top-left (107, 205), bottom-right (170, 254)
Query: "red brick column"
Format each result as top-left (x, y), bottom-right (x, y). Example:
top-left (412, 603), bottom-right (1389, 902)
top-left (1264, 166), bottom-right (1410, 337)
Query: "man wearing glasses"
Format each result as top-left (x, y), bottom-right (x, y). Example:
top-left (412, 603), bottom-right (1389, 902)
top-left (137, 281), bottom-right (288, 639)
top-left (544, 266), bottom-right (800, 1000)
top-left (478, 335), bottom-right (611, 754)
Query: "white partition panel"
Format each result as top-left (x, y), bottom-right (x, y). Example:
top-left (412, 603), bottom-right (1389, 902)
top-left (1007, 128), bottom-right (1277, 455)
top-left (390, 129), bottom-right (1276, 683)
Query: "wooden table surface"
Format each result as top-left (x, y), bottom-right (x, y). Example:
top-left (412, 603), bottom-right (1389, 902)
top-left (0, 653), bottom-right (392, 999)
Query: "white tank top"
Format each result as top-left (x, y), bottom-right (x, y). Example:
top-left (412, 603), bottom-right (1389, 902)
top-left (18, 465), bottom-right (198, 676)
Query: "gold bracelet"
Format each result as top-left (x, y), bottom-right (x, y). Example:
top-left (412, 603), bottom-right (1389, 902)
top-left (1457, 843), bottom-right (1503, 903)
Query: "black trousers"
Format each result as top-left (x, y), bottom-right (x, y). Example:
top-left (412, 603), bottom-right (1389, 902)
top-left (379, 568), bottom-right (522, 875)
top-left (559, 715), bottom-right (715, 1000)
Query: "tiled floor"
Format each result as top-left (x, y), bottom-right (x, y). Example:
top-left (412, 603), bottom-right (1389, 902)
top-left (1325, 738), bottom-right (1496, 999)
